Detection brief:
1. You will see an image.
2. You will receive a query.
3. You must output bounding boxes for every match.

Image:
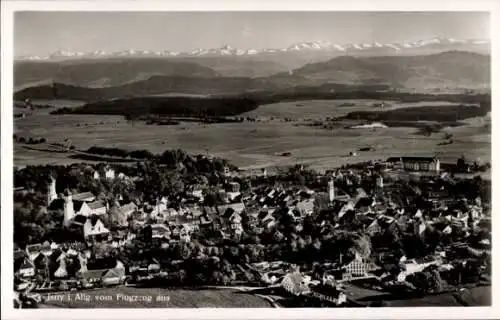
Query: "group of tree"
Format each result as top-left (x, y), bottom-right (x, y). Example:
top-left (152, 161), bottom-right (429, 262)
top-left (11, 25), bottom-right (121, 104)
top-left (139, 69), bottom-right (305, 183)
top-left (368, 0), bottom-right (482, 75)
top-left (13, 134), bottom-right (47, 144)
top-left (84, 146), bottom-right (236, 174)
top-left (406, 265), bottom-right (444, 294)
top-left (342, 102), bottom-right (490, 123)
top-left (50, 96), bottom-right (261, 119)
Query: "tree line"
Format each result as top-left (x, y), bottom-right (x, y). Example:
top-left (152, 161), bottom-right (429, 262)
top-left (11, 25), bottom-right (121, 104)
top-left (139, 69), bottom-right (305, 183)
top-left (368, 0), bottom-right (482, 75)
top-left (50, 96), bottom-right (260, 118)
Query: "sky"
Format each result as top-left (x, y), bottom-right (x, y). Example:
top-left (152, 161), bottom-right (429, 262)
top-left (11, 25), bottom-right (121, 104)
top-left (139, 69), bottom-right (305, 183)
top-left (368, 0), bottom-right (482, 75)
top-left (15, 11), bottom-right (490, 56)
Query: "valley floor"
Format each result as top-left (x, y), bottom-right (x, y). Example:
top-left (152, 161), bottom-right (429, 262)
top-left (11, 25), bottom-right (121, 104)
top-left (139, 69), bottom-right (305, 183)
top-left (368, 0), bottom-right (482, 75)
top-left (13, 99), bottom-right (491, 171)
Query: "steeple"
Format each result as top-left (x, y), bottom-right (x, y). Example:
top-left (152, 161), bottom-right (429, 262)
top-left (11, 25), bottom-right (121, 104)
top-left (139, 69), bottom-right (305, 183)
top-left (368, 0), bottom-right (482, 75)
top-left (63, 190), bottom-right (75, 228)
top-left (47, 176), bottom-right (58, 206)
top-left (376, 175), bottom-right (384, 188)
top-left (328, 178), bottom-right (335, 202)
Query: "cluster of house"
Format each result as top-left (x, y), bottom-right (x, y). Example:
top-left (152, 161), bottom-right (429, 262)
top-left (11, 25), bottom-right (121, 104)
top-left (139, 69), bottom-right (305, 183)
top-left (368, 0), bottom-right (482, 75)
top-left (14, 241), bottom-right (127, 292)
top-left (267, 233), bottom-right (489, 305)
top-left (13, 155), bottom-right (490, 301)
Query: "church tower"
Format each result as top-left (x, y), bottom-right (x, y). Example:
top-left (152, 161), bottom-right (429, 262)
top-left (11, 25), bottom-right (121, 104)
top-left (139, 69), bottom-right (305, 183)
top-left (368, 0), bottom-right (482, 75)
top-left (47, 176), bottom-right (58, 206)
top-left (63, 191), bottom-right (75, 228)
top-left (328, 178), bottom-right (335, 202)
top-left (376, 175), bottom-right (384, 189)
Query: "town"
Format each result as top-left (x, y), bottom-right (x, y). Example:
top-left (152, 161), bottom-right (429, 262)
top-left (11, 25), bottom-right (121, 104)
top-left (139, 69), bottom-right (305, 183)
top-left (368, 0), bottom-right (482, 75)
top-left (13, 151), bottom-right (491, 308)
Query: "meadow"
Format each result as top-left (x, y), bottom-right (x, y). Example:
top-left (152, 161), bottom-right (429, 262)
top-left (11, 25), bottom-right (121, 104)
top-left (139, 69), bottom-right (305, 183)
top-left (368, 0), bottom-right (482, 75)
top-left (242, 99), bottom-right (472, 119)
top-left (13, 99), bottom-right (491, 171)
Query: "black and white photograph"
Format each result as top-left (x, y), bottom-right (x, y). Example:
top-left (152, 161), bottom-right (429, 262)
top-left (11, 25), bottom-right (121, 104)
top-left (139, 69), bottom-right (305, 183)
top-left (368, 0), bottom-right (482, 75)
top-left (1, 1), bottom-right (498, 318)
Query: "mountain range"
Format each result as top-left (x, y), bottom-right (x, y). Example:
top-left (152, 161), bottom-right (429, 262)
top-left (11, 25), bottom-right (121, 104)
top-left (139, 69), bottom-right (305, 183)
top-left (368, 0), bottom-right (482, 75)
top-left (17, 37), bottom-right (489, 61)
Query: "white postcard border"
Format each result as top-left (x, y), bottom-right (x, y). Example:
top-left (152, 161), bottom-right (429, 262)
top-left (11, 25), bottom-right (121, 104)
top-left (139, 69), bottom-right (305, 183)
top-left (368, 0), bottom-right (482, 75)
top-left (1, 0), bottom-right (499, 319)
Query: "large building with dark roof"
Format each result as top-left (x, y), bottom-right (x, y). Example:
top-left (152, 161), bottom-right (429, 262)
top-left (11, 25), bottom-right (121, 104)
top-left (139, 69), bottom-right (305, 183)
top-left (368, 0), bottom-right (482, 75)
top-left (387, 156), bottom-right (440, 172)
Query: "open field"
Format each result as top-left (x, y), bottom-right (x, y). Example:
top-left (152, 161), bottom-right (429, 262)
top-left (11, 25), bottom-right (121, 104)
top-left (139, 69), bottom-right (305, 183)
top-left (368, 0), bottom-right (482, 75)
top-left (242, 99), bottom-right (478, 119)
top-left (14, 99), bottom-right (490, 171)
top-left (31, 99), bottom-right (87, 108)
top-left (379, 286), bottom-right (491, 307)
top-left (38, 286), bottom-right (273, 308)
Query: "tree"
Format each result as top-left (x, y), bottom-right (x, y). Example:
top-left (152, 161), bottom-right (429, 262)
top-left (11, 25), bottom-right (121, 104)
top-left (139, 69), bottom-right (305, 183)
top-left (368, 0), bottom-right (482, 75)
top-left (428, 269), bottom-right (443, 293)
top-left (298, 175), bottom-right (306, 186)
top-left (407, 267), bottom-right (443, 294)
top-left (65, 256), bottom-right (81, 277)
top-left (297, 236), bottom-right (307, 251)
top-left (248, 245), bottom-right (262, 262)
top-left (211, 271), bottom-right (224, 285)
top-left (141, 225), bottom-right (153, 243)
top-left (221, 275), bottom-right (231, 286)
top-left (312, 238), bottom-right (322, 252)
top-left (203, 192), bottom-right (218, 207)
top-left (457, 155), bottom-right (467, 171)
top-left (171, 179), bottom-right (185, 194)
top-left (351, 234), bottom-right (372, 259)
top-left (180, 244), bottom-right (192, 260)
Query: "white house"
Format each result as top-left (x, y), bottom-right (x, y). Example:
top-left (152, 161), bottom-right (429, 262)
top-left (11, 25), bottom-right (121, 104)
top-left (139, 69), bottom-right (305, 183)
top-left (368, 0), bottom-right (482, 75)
top-left (441, 225), bottom-right (453, 235)
top-left (117, 172), bottom-right (128, 180)
top-left (18, 259), bottom-right (36, 278)
top-left (77, 254), bottom-right (88, 274)
top-left (119, 202), bottom-right (137, 217)
top-left (338, 201), bottom-right (355, 219)
top-left (105, 166), bottom-right (115, 180)
top-left (75, 201), bottom-right (107, 217)
top-left (296, 199), bottom-right (315, 216)
top-left (179, 228), bottom-right (191, 243)
top-left (83, 218), bottom-right (110, 240)
top-left (402, 259), bottom-right (440, 275)
top-left (226, 191), bottom-right (241, 202)
top-left (151, 224), bottom-right (171, 239)
top-left (25, 243), bottom-right (50, 261)
top-left (281, 270), bottom-right (311, 296)
top-left (397, 271), bottom-right (407, 282)
top-left (414, 209), bottom-right (423, 219)
top-left (152, 197), bottom-right (168, 216)
top-left (54, 260), bottom-right (68, 278)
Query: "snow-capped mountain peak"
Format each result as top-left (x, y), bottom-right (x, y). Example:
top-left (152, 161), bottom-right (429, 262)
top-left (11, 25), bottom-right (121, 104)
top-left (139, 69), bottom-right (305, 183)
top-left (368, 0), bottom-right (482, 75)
top-left (332, 44), bottom-right (346, 52)
top-left (384, 43), bottom-right (401, 51)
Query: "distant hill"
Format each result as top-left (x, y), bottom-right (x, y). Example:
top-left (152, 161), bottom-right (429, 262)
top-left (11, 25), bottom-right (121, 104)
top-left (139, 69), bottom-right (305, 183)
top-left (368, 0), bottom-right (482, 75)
top-left (14, 58), bottom-right (219, 89)
top-left (13, 76), bottom-right (279, 102)
top-left (14, 51), bottom-right (491, 101)
top-left (290, 51), bottom-right (490, 89)
top-left (180, 56), bottom-right (289, 78)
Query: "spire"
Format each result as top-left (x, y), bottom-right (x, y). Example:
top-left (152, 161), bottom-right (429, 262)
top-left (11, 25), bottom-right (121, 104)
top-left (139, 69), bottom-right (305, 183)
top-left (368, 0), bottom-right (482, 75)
top-left (47, 176), bottom-right (58, 205)
top-left (328, 178), bottom-right (335, 202)
top-left (376, 175), bottom-right (384, 188)
top-left (63, 190), bottom-right (75, 228)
